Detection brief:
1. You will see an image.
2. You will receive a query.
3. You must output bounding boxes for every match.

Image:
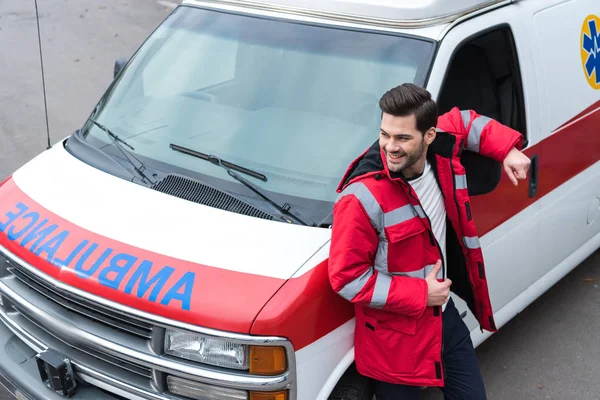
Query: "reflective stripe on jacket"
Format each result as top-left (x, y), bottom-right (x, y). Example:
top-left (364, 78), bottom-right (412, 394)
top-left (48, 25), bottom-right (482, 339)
top-left (328, 107), bottom-right (524, 386)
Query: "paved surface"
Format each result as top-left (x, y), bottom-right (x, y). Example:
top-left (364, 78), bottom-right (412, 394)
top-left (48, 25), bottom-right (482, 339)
top-left (0, 1), bottom-right (599, 399)
top-left (0, 0), bottom-right (174, 181)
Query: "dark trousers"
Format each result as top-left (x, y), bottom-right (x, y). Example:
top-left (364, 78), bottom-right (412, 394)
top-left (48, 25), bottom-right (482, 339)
top-left (375, 299), bottom-right (487, 400)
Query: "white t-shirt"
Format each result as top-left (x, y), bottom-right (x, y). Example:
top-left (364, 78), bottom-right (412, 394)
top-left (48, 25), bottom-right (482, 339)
top-left (407, 161), bottom-right (448, 311)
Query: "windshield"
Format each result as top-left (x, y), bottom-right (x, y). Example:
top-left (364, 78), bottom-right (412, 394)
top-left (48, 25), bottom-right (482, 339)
top-left (75, 6), bottom-right (434, 220)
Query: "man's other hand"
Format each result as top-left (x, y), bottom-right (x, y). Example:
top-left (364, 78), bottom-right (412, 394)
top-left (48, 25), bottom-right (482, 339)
top-left (426, 260), bottom-right (452, 307)
top-left (503, 147), bottom-right (531, 186)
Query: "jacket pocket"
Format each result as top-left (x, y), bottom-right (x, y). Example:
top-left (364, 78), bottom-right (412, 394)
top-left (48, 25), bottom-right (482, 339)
top-left (385, 217), bottom-right (429, 274)
top-left (363, 307), bottom-right (417, 335)
top-left (356, 308), bottom-right (419, 375)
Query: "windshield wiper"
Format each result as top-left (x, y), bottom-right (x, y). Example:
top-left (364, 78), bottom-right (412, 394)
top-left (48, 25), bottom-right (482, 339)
top-left (89, 119), bottom-right (155, 185)
top-left (170, 143), bottom-right (313, 226)
top-left (170, 143), bottom-right (267, 182)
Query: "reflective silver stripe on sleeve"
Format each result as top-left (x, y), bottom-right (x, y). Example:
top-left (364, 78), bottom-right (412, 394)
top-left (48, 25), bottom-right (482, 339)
top-left (337, 268), bottom-right (374, 301)
top-left (336, 182), bottom-right (383, 232)
top-left (455, 174), bottom-right (468, 190)
top-left (374, 237), bottom-right (388, 273)
top-left (466, 115), bottom-right (492, 153)
top-left (370, 272), bottom-right (392, 309)
top-left (463, 236), bottom-right (481, 249)
top-left (460, 110), bottom-right (472, 132)
top-left (384, 204), bottom-right (417, 227)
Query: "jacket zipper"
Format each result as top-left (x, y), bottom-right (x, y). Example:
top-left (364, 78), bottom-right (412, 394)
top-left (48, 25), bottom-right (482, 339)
top-left (447, 164), bottom-right (482, 323)
top-left (431, 149), bottom-right (482, 378)
top-left (402, 178), bottom-right (446, 280)
top-left (400, 177), bottom-right (445, 382)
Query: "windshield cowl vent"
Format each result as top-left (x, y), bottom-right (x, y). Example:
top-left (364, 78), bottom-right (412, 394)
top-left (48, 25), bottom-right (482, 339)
top-left (152, 174), bottom-right (276, 221)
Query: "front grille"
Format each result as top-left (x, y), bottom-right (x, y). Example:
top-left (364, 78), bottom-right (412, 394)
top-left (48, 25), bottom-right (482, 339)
top-left (6, 261), bottom-right (153, 339)
top-left (152, 174), bottom-right (276, 221)
top-left (14, 305), bottom-right (153, 378)
top-left (83, 345), bottom-right (153, 378)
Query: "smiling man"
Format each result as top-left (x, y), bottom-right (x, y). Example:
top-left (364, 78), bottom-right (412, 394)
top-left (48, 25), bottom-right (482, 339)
top-left (328, 83), bottom-right (530, 399)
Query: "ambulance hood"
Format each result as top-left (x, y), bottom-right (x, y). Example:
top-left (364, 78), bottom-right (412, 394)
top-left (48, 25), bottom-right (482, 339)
top-left (0, 143), bottom-right (331, 333)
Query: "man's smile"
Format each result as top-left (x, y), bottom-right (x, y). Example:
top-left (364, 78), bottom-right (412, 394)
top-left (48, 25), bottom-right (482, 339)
top-left (387, 153), bottom-right (405, 163)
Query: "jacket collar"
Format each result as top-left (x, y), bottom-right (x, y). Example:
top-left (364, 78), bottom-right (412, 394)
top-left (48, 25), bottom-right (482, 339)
top-left (336, 131), bottom-right (456, 192)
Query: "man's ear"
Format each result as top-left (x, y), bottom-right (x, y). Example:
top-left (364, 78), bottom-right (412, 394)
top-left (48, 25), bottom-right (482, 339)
top-left (425, 127), bottom-right (436, 145)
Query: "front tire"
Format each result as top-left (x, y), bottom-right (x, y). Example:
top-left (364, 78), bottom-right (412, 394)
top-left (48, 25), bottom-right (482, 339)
top-left (328, 364), bottom-right (375, 400)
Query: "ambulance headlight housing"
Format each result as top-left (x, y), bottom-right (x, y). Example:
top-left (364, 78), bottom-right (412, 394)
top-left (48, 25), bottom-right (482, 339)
top-left (165, 329), bottom-right (249, 370)
top-left (165, 329), bottom-right (288, 375)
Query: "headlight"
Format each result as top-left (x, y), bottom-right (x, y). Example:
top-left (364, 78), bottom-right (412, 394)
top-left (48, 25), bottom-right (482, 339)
top-left (165, 329), bottom-right (249, 370)
top-left (165, 329), bottom-right (287, 375)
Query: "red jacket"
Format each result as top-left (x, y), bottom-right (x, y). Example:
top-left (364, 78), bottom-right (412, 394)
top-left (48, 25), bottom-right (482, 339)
top-left (328, 108), bottom-right (524, 386)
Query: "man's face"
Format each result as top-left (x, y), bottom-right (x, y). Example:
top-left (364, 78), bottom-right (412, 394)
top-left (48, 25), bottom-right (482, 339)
top-left (379, 112), bottom-right (433, 177)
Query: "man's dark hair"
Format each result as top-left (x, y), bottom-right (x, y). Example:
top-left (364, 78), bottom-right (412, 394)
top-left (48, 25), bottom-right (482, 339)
top-left (379, 83), bottom-right (439, 135)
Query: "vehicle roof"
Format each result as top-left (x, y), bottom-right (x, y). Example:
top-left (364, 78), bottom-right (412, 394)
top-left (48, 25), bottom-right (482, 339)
top-left (181, 0), bottom-right (510, 30)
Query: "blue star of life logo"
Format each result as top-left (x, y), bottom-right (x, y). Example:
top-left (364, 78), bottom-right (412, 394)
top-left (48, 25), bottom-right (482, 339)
top-left (583, 19), bottom-right (600, 84)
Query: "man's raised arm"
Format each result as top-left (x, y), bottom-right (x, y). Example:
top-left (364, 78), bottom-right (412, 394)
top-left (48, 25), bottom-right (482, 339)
top-left (438, 107), bottom-right (531, 186)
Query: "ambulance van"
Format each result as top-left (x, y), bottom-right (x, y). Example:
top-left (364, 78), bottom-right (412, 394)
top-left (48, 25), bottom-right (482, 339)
top-left (0, 0), bottom-right (599, 398)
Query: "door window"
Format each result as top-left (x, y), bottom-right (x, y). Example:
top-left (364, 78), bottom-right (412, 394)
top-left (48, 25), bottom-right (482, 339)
top-left (437, 26), bottom-right (528, 196)
top-left (438, 26), bottom-right (527, 139)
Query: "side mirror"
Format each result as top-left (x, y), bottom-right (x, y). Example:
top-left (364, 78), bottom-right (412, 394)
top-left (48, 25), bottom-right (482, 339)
top-left (114, 57), bottom-right (128, 78)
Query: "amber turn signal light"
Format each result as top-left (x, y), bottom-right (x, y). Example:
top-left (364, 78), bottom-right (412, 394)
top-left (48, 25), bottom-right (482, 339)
top-left (249, 390), bottom-right (288, 400)
top-left (249, 346), bottom-right (286, 376)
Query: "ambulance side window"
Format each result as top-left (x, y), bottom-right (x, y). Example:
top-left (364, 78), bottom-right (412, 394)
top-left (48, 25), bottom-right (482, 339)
top-left (437, 26), bottom-right (527, 140)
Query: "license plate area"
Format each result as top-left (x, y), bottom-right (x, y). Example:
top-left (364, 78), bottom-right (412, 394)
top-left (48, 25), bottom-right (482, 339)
top-left (35, 349), bottom-right (77, 397)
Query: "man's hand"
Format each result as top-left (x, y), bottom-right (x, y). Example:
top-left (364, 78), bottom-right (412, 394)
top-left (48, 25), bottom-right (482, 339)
top-left (503, 147), bottom-right (531, 186)
top-left (426, 260), bottom-right (452, 307)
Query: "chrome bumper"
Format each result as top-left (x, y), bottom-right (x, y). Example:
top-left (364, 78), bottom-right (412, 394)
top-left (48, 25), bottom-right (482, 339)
top-left (0, 318), bottom-right (121, 400)
top-left (0, 244), bottom-right (296, 399)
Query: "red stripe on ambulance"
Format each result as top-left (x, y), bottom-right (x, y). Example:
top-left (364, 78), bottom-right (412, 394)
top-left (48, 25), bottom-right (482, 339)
top-left (0, 178), bottom-right (285, 334)
top-left (471, 100), bottom-right (600, 235)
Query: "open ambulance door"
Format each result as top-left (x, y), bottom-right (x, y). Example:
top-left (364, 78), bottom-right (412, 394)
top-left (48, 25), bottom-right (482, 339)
top-left (427, 8), bottom-right (544, 338)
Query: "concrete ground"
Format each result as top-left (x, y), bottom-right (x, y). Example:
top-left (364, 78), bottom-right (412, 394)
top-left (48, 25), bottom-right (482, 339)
top-left (0, 0), bottom-right (173, 180)
top-left (0, 1), bottom-right (599, 399)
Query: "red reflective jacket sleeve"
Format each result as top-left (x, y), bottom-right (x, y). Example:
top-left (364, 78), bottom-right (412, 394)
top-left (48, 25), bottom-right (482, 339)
top-left (328, 195), bottom-right (428, 318)
top-left (438, 107), bottom-right (524, 161)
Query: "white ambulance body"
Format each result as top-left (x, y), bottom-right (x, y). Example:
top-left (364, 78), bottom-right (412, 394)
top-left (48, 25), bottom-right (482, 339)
top-left (0, 0), bottom-right (598, 399)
